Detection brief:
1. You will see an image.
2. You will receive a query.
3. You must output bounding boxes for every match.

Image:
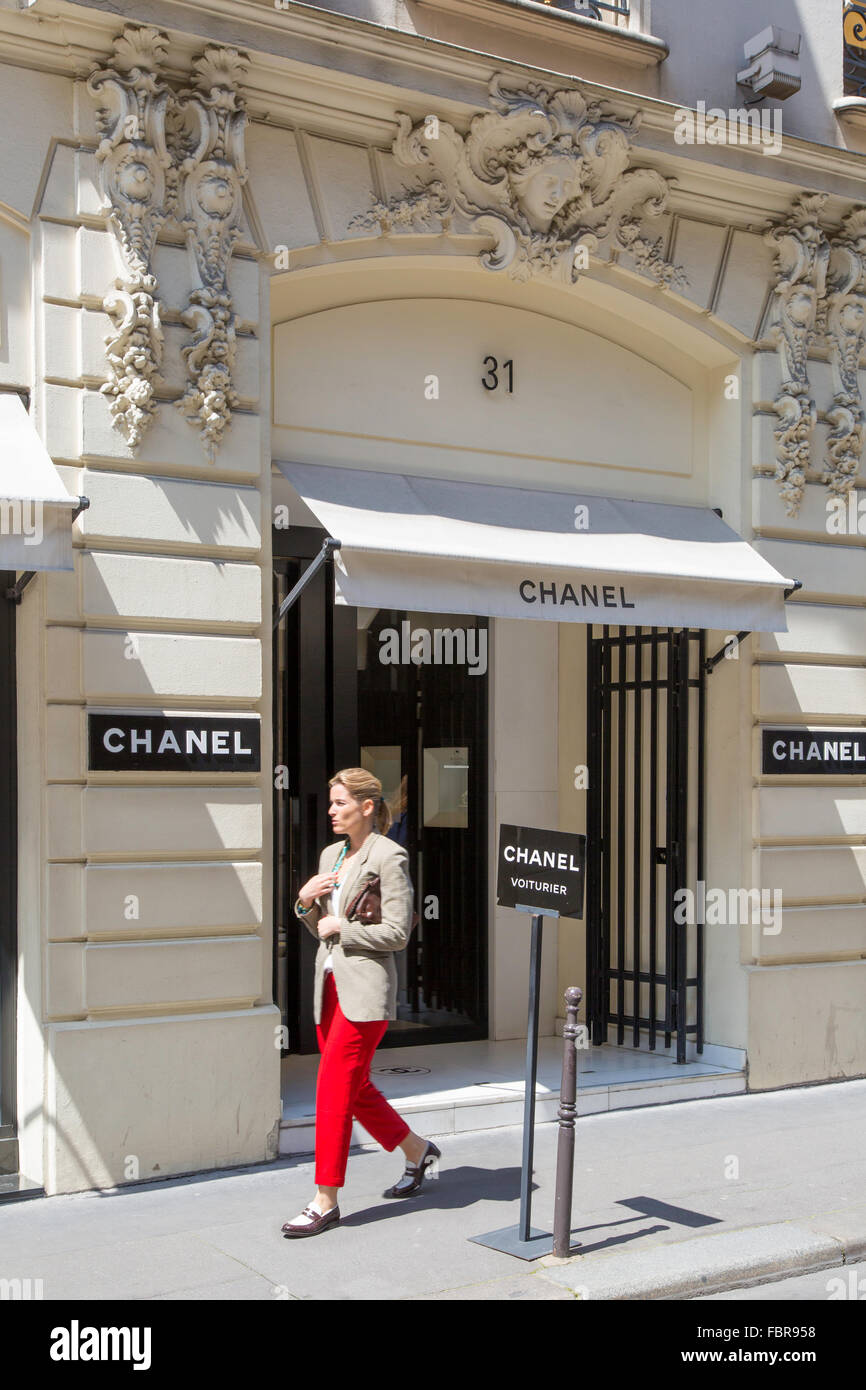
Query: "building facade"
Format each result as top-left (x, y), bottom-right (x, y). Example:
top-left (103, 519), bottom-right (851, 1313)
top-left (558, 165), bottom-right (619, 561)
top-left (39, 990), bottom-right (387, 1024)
top-left (1, 0), bottom-right (865, 1196)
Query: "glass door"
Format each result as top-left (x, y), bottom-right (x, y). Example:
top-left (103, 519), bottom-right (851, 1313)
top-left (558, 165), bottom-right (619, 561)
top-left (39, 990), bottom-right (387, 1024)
top-left (273, 531), bottom-right (489, 1051)
top-left (357, 608), bottom-right (489, 1045)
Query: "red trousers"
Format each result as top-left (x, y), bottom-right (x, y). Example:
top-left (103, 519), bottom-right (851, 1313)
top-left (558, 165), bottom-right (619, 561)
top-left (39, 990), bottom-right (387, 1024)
top-left (315, 972), bottom-right (410, 1187)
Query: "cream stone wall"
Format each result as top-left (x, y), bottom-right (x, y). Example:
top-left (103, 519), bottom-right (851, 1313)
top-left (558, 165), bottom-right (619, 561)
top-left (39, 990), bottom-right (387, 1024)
top-left (749, 379), bottom-right (866, 1088)
top-left (4, 0), bottom-right (866, 1195)
top-left (11, 69), bottom-right (280, 1194)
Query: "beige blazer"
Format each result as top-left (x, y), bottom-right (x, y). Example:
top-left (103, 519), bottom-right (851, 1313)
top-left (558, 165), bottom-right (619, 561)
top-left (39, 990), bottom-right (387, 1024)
top-left (294, 831), bottom-right (415, 1024)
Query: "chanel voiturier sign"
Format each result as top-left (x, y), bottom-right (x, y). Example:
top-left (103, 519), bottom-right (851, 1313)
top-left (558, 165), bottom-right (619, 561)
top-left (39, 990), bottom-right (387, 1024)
top-left (497, 824), bottom-right (586, 918)
top-left (762, 728), bottom-right (866, 774)
top-left (88, 713), bottom-right (261, 772)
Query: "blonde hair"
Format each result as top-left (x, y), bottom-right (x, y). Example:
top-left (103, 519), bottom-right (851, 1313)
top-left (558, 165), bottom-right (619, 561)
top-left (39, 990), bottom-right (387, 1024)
top-left (329, 768), bottom-right (392, 835)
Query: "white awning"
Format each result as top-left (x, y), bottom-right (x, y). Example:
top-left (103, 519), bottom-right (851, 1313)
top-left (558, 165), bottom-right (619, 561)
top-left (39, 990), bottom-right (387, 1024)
top-left (0, 393), bottom-right (79, 572)
top-left (276, 462), bottom-right (795, 633)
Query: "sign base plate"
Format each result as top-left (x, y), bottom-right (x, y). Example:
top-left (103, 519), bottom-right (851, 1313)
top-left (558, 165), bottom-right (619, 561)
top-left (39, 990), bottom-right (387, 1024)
top-left (469, 1224), bottom-right (556, 1260)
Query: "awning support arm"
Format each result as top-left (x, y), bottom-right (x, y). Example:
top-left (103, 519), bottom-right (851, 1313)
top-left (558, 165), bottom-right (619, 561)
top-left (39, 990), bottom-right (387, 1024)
top-left (703, 630), bottom-right (750, 673)
top-left (703, 579), bottom-right (802, 674)
top-left (4, 496), bottom-right (90, 603)
top-left (273, 536), bottom-right (341, 630)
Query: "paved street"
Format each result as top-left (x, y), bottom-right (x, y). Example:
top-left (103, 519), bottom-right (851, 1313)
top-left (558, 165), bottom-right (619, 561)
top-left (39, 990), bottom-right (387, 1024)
top-left (1, 1078), bottom-right (864, 1301)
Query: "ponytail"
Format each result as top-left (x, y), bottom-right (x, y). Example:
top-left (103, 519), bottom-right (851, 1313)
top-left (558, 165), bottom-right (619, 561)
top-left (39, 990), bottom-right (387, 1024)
top-left (329, 768), bottom-right (393, 835)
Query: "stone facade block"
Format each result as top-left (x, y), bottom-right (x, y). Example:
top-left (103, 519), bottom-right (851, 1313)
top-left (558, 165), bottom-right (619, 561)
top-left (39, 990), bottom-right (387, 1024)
top-left (757, 663), bottom-right (866, 720)
top-left (755, 537), bottom-right (866, 603)
top-left (81, 551), bottom-right (262, 627)
top-left (83, 936), bottom-right (263, 1012)
top-left (747, 960), bottom-right (866, 1088)
top-left (46, 702), bottom-right (84, 782)
top-left (758, 846), bottom-right (866, 902)
top-left (75, 148), bottom-right (103, 219)
top-left (82, 787), bottom-right (263, 856)
top-left (45, 942), bottom-right (85, 1017)
top-left (40, 143), bottom-right (76, 221)
top-left (42, 383), bottom-right (82, 460)
top-left (245, 123), bottom-right (320, 252)
top-left (78, 470), bottom-right (261, 553)
top-left (40, 222), bottom-right (77, 301)
top-left (46, 785), bottom-right (83, 860)
top-left (46, 864), bottom-right (85, 942)
top-left (752, 905), bottom-right (866, 964)
top-left (757, 604), bottom-right (866, 660)
top-left (77, 225), bottom-right (124, 300)
top-left (42, 301), bottom-right (82, 381)
top-left (84, 861), bottom-right (263, 937)
top-left (45, 627), bottom-right (82, 700)
top-left (757, 786), bottom-right (866, 840)
top-left (82, 630), bottom-right (262, 699)
top-left (81, 386), bottom-right (262, 476)
top-left (44, 1007), bottom-right (281, 1193)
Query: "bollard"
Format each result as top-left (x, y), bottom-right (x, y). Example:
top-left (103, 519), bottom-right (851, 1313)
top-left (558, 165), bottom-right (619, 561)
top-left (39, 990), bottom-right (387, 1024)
top-left (552, 985), bottom-right (583, 1258)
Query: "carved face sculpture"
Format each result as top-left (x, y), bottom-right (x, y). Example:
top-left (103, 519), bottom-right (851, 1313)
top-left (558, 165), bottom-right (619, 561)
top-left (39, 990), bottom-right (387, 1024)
top-left (508, 154), bottom-right (581, 234)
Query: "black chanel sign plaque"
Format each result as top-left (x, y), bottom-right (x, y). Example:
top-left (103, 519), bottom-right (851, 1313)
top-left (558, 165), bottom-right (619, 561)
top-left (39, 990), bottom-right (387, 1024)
top-left (496, 823), bottom-right (586, 919)
top-left (88, 713), bottom-right (261, 773)
top-left (762, 728), bottom-right (866, 775)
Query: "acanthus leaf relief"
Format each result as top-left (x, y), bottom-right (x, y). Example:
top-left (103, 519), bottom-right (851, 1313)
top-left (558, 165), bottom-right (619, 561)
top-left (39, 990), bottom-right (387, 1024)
top-left (173, 45), bottom-right (249, 462)
top-left (87, 25), bottom-right (174, 450)
top-left (351, 76), bottom-right (687, 289)
top-left (765, 193), bottom-right (866, 515)
top-left (88, 29), bottom-right (249, 460)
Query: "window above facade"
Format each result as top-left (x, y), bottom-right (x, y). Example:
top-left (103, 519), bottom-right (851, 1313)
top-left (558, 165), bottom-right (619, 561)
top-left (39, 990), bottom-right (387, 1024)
top-left (420, 0), bottom-right (666, 68)
top-left (537, 0), bottom-right (632, 28)
top-left (843, 0), bottom-right (866, 96)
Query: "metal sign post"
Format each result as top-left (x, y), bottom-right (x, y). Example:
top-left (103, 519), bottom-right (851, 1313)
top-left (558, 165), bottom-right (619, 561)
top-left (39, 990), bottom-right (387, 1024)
top-left (518, 905), bottom-right (553, 1245)
top-left (470, 906), bottom-right (555, 1258)
top-left (470, 823), bottom-right (586, 1260)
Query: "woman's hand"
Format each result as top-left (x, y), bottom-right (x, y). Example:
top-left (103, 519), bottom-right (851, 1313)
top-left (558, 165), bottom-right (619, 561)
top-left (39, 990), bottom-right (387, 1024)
top-left (317, 915), bottom-right (342, 940)
top-left (298, 872), bottom-right (337, 908)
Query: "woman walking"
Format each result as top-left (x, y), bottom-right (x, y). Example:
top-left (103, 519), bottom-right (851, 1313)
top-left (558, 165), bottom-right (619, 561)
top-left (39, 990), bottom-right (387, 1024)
top-left (281, 767), bottom-right (440, 1238)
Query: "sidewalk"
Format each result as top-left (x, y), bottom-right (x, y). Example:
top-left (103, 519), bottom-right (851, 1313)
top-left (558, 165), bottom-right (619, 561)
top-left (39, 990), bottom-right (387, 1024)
top-left (1, 1078), bottom-right (864, 1301)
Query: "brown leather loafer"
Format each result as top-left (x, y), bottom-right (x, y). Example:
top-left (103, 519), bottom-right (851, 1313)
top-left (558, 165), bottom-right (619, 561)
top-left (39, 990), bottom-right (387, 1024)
top-left (382, 1140), bottom-right (441, 1199)
top-left (281, 1203), bottom-right (340, 1238)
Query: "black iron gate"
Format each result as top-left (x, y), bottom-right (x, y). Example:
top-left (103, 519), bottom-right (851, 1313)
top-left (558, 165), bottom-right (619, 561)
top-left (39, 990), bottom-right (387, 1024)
top-left (586, 626), bottom-right (706, 1062)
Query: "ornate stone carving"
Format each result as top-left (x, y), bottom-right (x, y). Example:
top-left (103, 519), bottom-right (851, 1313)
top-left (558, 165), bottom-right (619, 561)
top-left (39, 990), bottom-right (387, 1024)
top-left (824, 208), bottom-right (866, 499)
top-left (173, 46), bottom-right (249, 461)
top-left (352, 77), bottom-right (684, 288)
top-left (764, 194), bottom-right (830, 515)
top-left (87, 26), bottom-right (173, 448)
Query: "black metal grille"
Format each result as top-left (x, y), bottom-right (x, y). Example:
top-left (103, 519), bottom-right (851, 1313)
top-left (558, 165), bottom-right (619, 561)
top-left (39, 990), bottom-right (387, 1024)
top-left (538, 0), bottom-right (630, 21)
top-left (586, 627), bottom-right (705, 1063)
top-left (844, 2), bottom-right (866, 95)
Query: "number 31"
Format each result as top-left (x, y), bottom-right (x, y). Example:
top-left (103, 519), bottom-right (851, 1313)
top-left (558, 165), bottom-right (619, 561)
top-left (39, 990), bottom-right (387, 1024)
top-left (482, 356), bottom-right (514, 393)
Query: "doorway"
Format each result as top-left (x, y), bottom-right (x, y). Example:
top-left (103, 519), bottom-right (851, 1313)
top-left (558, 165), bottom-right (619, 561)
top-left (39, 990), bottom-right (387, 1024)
top-left (585, 625), bottom-right (706, 1062)
top-left (274, 532), bottom-right (489, 1054)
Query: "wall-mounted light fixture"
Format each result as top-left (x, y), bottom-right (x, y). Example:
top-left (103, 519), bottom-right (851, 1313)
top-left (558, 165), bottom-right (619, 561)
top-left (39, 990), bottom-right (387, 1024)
top-left (737, 25), bottom-right (802, 102)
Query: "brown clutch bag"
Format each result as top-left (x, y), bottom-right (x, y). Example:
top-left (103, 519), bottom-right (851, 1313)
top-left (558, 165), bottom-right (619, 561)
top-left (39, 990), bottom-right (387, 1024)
top-left (344, 875), bottom-right (382, 924)
top-left (343, 875), bottom-right (420, 932)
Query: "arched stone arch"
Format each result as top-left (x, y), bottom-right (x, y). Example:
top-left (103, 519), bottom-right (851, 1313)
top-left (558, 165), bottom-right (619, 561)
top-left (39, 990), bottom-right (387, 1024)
top-left (270, 253), bottom-right (747, 525)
